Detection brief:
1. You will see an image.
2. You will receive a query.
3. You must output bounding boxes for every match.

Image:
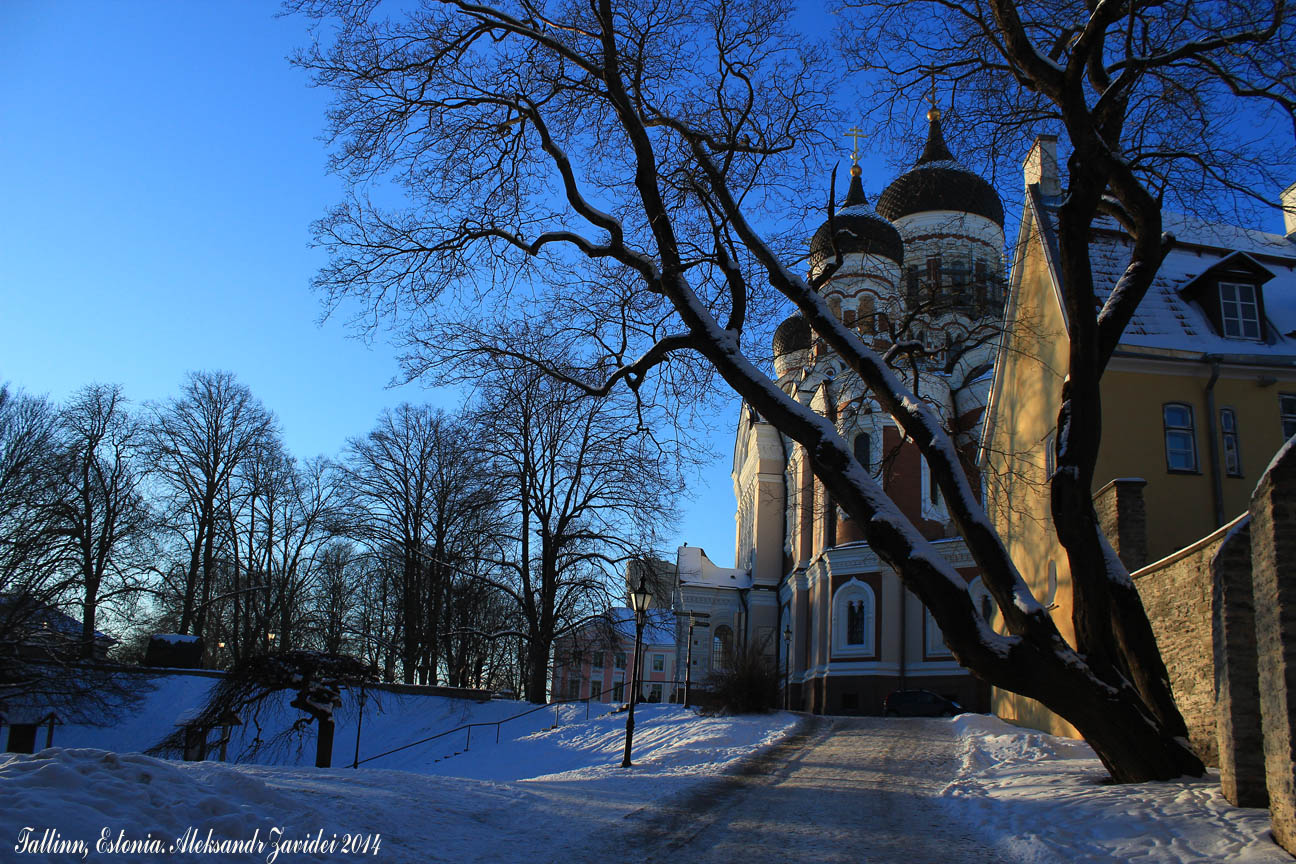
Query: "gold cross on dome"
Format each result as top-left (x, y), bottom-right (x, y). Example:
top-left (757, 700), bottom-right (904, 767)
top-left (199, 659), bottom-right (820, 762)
top-left (845, 126), bottom-right (865, 164)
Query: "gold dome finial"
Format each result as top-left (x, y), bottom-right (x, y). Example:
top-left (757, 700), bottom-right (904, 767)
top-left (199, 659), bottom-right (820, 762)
top-left (845, 125), bottom-right (865, 166)
top-left (927, 106), bottom-right (942, 122)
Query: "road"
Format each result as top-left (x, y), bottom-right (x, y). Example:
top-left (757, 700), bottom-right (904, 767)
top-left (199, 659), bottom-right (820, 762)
top-left (599, 716), bottom-right (999, 864)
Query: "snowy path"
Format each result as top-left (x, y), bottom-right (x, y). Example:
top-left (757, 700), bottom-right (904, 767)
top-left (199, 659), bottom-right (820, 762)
top-left (587, 716), bottom-right (995, 864)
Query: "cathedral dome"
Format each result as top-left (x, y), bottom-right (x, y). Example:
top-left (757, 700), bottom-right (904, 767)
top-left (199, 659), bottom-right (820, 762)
top-left (772, 313), bottom-right (812, 358)
top-left (875, 109), bottom-right (1004, 228)
top-left (808, 170), bottom-right (904, 271)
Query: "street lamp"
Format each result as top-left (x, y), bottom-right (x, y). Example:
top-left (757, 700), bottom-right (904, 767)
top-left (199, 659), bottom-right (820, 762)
top-left (621, 575), bottom-right (653, 768)
top-left (783, 624), bottom-right (793, 710)
top-left (267, 631), bottom-right (277, 651)
top-left (683, 613), bottom-right (695, 710)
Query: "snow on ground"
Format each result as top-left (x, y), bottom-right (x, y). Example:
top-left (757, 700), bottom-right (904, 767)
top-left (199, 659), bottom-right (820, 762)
top-left (941, 714), bottom-right (1290, 863)
top-left (4, 704), bottom-right (1292, 863)
top-left (1, 705), bottom-right (801, 864)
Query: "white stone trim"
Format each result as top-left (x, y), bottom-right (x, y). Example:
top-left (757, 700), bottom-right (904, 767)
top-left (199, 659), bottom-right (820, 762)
top-left (831, 577), bottom-right (876, 658)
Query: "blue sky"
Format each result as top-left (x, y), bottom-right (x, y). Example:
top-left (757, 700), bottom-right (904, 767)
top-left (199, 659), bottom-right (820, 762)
top-left (0, 0), bottom-right (742, 566)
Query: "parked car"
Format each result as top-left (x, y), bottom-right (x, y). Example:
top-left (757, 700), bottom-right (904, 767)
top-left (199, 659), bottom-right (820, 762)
top-left (883, 689), bottom-right (962, 717)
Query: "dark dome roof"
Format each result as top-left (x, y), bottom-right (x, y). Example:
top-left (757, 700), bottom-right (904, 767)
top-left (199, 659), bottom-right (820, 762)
top-left (808, 171), bottom-right (904, 270)
top-left (875, 110), bottom-right (1004, 227)
top-left (772, 314), bottom-right (812, 358)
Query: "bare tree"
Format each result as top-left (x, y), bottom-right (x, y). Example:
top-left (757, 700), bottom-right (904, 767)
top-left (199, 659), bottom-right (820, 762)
top-left (473, 356), bottom-right (680, 702)
top-left (55, 383), bottom-right (154, 658)
top-left (147, 371), bottom-right (277, 638)
top-left (288, 0), bottom-right (1291, 779)
top-left (341, 405), bottom-right (495, 684)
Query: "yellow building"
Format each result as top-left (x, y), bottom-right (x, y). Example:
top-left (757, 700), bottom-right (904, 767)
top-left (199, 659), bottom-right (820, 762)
top-left (981, 137), bottom-right (1296, 735)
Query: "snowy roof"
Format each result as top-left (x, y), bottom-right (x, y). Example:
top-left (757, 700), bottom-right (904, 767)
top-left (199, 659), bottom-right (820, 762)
top-left (1035, 201), bottom-right (1296, 357)
top-left (0, 595), bottom-right (116, 644)
top-left (676, 545), bottom-right (752, 590)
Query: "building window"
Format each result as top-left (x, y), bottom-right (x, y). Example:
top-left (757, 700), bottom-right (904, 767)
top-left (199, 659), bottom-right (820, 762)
top-left (567, 678), bottom-right (581, 700)
top-left (1219, 282), bottom-right (1261, 340)
top-left (921, 456), bottom-right (947, 520)
top-left (1220, 408), bottom-right (1242, 477)
top-left (925, 256), bottom-right (942, 298)
top-left (591, 650), bottom-right (603, 669)
top-left (612, 681), bottom-right (625, 701)
top-left (1044, 431), bottom-right (1056, 480)
top-left (854, 433), bottom-right (871, 475)
top-left (712, 625), bottom-right (733, 672)
top-left (832, 579), bottom-right (876, 657)
top-left (652, 654), bottom-right (664, 672)
top-left (648, 683), bottom-right (663, 703)
top-left (924, 607), bottom-right (953, 658)
top-left (1282, 394), bottom-right (1296, 441)
top-left (590, 680), bottom-right (602, 701)
top-left (1163, 403), bottom-right (1198, 472)
top-left (614, 651), bottom-right (626, 670)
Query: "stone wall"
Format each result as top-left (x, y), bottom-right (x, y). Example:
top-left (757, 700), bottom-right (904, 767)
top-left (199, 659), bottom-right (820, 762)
top-left (1211, 516), bottom-right (1266, 807)
top-left (1131, 517), bottom-right (1246, 767)
top-left (1250, 441), bottom-right (1296, 853)
top-left (1095, 478), bottom-right (1148, 571)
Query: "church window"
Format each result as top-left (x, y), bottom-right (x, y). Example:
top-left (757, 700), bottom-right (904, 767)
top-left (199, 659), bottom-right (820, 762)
top-left (846, 600), bottom-right (866, 645)
top-left (853, 433), bottom-right (871, 474)
top-left (712, 625), bottom-right (733, 672)
top-left (905, 266), bottom-right (920, 306)
top-left (921, 456), bottom-right (947, 520)
top-left (832, 580), bottom-right (875, 657)
top-left (924, 607), bottom-right (952, 658)
top-left (1163, 403), bottom-right (1198, 472)
top-left (1220, 408), bottom-right (1242, 477)
top-left (925, 256), bottom-right (942, 299)
top-left (1219, 282), bottom-right (1261, 340)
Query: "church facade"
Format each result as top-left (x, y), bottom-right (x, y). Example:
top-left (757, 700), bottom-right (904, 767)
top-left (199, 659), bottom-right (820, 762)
top-left (674, 110), bottom-right (1003, 715)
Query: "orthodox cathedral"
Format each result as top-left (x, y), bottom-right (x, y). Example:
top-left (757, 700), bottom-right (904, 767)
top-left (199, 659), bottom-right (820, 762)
top-left (674, 108), bottom-right (1004, 715)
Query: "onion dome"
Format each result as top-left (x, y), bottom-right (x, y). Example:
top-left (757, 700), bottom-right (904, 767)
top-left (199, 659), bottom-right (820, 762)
top-left (875, 108), bottom-right (1004, 227)
top-left (772, 313), bottom-right (812, 359)
top-left (808, 166), bottom-right (905, 271)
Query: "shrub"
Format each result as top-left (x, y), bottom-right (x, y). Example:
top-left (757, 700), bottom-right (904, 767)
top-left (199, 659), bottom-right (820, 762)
top-left (707, 642), bottom-right (780, 714)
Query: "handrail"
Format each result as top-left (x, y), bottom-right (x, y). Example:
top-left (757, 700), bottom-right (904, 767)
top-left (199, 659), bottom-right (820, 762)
top-left (353, 695), bottom-right (614, 768)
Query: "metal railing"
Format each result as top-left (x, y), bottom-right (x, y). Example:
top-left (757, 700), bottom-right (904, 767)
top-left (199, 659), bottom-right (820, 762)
top-left (352, 695), bottom-right (615, 768)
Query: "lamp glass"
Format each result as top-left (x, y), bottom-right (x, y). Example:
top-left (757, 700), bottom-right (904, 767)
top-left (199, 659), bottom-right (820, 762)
top-left (629, 577), bottom-right (653, 613)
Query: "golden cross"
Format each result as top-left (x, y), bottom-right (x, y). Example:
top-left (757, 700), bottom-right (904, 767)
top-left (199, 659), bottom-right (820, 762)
top-left (845, 126), bottom-right (865, 163)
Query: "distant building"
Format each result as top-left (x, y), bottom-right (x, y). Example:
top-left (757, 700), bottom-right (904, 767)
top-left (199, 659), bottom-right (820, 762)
top-left (0, 595), bottom-right (116, 663)
top-left (550, 608), bottom-right (676, 704)
top-left (980, 136), bottom-right (1296, 736)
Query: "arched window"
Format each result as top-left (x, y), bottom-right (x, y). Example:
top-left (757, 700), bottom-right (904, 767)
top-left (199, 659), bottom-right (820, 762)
top-left (712, 625), bottom-right (733, 672)
top-left (924, 606), bottom-right (952, 658)
top-left (832, 579), bottom-right (876, 657)
top-left (853, 433), bottom-right (871, 474)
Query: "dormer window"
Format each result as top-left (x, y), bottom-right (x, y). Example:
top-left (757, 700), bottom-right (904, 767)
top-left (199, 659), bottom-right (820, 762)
top-left (1219, 282), bottom-right (1261, 339)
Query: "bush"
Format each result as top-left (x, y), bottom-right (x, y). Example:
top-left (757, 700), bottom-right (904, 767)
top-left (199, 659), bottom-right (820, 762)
top-left (707, 642), bottom-right (780, 714)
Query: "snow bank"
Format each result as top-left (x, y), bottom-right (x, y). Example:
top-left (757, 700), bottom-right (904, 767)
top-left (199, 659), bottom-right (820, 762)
top-left (941, 714), bottom-right (1289, 863)
top-left (0, 706), bottom-right (800, 863)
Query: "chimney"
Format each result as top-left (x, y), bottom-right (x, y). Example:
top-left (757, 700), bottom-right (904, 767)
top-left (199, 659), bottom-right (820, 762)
top-left (1282, 181), bottom-right (1296, 240)
top-left (1024, 134), bottom-right (1061, 198)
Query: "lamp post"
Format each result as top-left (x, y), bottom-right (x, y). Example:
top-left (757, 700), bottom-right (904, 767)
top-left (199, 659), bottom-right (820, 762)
top-left (267, 631), bottom-right (277, 652)
top-left (621, 576), bottom-right (653, 768)
top-left (783, 624), bottom-right (793, 710)
top-left (683, 613), bottom-right (695, 710)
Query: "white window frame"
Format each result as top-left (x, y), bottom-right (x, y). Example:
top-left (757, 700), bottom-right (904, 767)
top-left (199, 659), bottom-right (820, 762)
top-left (1281, 394), bottom-right (1296, 441)
top-left (924, 606), bottom-right (953, 658)
top-left (1220, 408), bottom-right (1242, 477)
top-left (651, 653), bottom-right (664, 672)
top-left (1219, 282), bottom-right (1262, 340)
top-left (921, 456), bottom-right (948, 521)
top-left (1163, 403), bottom-right (1198, 472)
top-left (831, 578), bottom-right (876, 658)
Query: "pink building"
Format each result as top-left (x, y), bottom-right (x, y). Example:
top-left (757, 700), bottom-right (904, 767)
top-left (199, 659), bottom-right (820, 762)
top-left (551, 608), bottom-right (677, 704)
